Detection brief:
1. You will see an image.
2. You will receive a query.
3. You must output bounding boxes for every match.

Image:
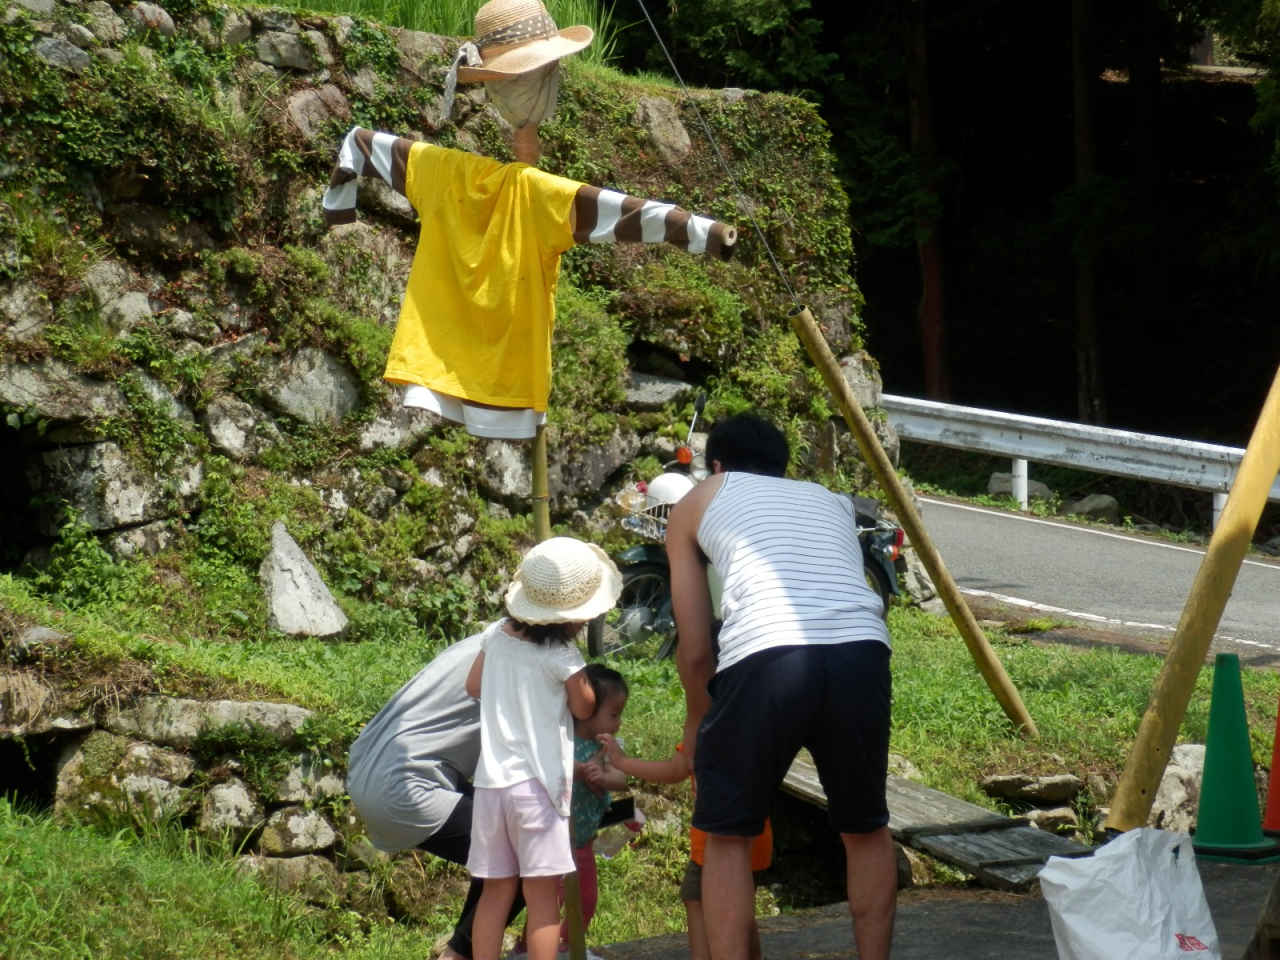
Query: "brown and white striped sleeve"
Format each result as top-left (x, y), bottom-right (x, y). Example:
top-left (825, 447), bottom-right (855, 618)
top-left (570, 186), bottom-right (737, 261)
top-left (323, 126), bottom-right (415, 226)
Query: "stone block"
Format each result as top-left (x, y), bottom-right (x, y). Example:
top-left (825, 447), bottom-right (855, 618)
top-left (274, 753), bottom-right (345, 804)
top-left (258, 806), bottom-right (337, 855)
top-left (260, 521), bottom-right (349, 638)
top-left (633, 95), bottom-right (691, 166)
top-left (256, 30), bottom-right (319, 70)
top-left (126, 2), bottom-right (175, 38)
top-left (260, 347), bottom-right (360, 425)
top-left (202, 395), bottom-right (280, 461)
top-left (989, 472), bottom-right (1055, 502)
top-left (1, 282), bottom-right (52, 341)
top-left (198, 778), bottom-right (264, 844)
top-left (104, 696), bottom-right (315, 749)
top-left (285, 84), bottom-right (349, 141)
top-left (624, 372), bottom-right (693, 411)
top-left (239, 854), bottom-right (342, 904)
top-left (33, 36), bottom-right (90, 74)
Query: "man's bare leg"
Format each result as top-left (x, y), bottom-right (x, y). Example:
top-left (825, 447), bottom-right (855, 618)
top-left (702, 834), bottom-right (754, 960)
top-left (842, 827), bottom-right (897, 960)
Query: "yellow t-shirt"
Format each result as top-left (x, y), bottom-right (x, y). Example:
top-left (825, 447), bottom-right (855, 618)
top-left (382, 142), bottom-right (581, 412)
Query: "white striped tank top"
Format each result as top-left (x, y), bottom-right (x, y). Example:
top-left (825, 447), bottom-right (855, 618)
top-left (698, 472), bottom-right (892, 672)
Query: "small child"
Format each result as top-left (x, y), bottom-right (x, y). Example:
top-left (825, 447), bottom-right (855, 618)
top-left (598, 736), bottom-right (772, 960)
top-left (513, 664), bottom-right (629, 959)
top-left (465, 537), bottom-right (622, 960)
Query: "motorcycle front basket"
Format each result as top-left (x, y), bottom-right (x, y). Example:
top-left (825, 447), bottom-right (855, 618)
top-left (618, 502), bottom-right (671, 542)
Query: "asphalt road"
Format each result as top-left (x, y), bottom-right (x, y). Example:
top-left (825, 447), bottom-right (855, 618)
top-left (918, 495), bottom-right (1280, 665)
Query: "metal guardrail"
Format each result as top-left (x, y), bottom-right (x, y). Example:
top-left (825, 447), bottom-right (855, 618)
top-left (880, 394), bottom-right (1280, 526)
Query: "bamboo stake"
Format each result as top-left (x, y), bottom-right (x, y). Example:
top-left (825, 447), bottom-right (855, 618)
top-left (788, 306), bottom-right (1038, 738)
top-left (532, 423), bottom-right (552, 543)
top-left (1107, 364), bottom-right (1280, 832)
top-left (529, 422), bottom-right (586, 960)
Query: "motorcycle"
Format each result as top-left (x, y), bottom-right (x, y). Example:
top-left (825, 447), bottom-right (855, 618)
top-left (586, 396), bottom-right (906, 660)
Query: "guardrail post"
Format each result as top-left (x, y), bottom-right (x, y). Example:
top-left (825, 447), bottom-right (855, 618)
top-left (1012, 458), bottom-right (1029, 510)
top-left (1213, 492), bottom-right (1228, 530)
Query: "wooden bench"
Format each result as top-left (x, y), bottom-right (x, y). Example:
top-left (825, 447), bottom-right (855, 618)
top-left (782, 755), bottom-right (1092, 891)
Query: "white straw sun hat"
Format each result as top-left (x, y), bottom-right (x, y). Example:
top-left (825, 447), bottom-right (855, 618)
top-left (504, 537), bottom-right (621, 625)
top-left (456, 0), bottom-right (594, 83)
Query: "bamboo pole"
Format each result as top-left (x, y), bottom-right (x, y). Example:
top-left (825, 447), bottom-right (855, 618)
top-left (788, 306), bottom-right (1038, 738)
top-left (532, 422), bottom-right (552, 543)
top-left (530, 421), bottom-right (586, 960)
top-left (1107, 364), bottom-right (1280, 832)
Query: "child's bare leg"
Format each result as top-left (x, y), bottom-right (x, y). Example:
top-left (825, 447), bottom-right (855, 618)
top-left (684, 899), bottom-right (711, 960)
top-left (748, 919), bottom-right (764, 960)
top-left (471, 875), bottom-right (519, 960)
top-left (522, 875), bottom-right (561, 960)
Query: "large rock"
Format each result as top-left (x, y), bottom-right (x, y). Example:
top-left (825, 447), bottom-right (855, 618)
top-left (286, 84), bottom-right (349, 141)
top-left (980, 772), bottom-right (1083, 804)
top-left (118, 741), bottom-right (195, 784)
top-left (101, 290), bottom-right (154, 334)
top-left (555, 428), bottom-right (641, 499)
top-left (1148, 743), bottom-right (1206, 834)
top-left (478, 440), bottom-right (529, 499)
top-left (191, 10), bottom-right (251, 49)
top-left (633, 96), bottom-right (691, 166)
top-left (198, 778), bottom-right (264, 844)
top-left (13, 0), bottom-right (55, 14)
top-left (84, 1), bottom-right (128, 44)
top-left (1, 282), bottom-right (53, 341)
top-left (126, 2), bottom-right (175, 38)
top-left (258, 806), bottom-right (337, 854)
top-left (624, 372), bottom-right (693, 411)
top-left (989, 472), bottom-right (1054, 503)
top-left (0, 359), bottom-right (125, 422)
top-left (202, 395), bottom-right (280, 461)
top-left (839, 351), bottom-right (883, 411)
top-left (239, 854), bottom-right (342, 904)
top-left (274, 754), bottom-right (345, 804)
top-left (24, 441), bottom-right (201, 534)
top-left (81, 259), bottom-right (132, 306)
top-left (394, 28), bottom-right (446, 80)
top-left (33, 37), bottom-right (90, 75)
top-left (256, 30), bottom-right (322, 70)
top-left (260, 347), bottom-right (360, 425)
top-left (0, 671), bottom-right (53, 736)
top-left (4, 624), bottom-right (65, 662)
top-left (104, 696), bottom-right (315, 749)
top-left (359, 176), bottom-right (417, 224)
top-left (260, 521), bottom-right (349, 638)
top-left (54, 731), bottom-right (191, 822)
top-left (357, 406), bottom-right (439, 452)
top-left (107, 520), bottom-right (174, 558)
top-left (1062, 493), bottom-right (1121, 525)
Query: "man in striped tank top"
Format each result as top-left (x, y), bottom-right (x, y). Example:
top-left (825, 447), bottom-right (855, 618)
top-left (667, 413), bottom-right (896, 960)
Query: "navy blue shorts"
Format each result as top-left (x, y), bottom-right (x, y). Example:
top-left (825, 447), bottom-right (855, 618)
top-left (691, 641), bottom-right (892, 837)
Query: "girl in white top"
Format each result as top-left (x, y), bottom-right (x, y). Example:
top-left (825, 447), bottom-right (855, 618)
top-left (464, 537), bottom-right (622, 960)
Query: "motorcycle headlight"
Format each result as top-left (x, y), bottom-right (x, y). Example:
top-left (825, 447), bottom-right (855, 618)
top-left (690, 454), bottom-right (709, 481)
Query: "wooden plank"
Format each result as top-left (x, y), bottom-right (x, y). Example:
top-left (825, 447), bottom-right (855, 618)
top-left (914, 826), bottom-right (1092, 891)
top-left (781, 757), bottom-right (1015, 840)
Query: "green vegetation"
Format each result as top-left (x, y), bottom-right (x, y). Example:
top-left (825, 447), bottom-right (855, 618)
top-left (5, 596), bottom-right (1280, 954)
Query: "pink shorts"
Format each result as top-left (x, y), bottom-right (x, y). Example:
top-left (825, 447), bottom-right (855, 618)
top-left (468, 779), bottom-right (574, 878)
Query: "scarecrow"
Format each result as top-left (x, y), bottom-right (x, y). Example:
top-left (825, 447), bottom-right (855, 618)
top-left (323, 0), bottom-right (736, 465)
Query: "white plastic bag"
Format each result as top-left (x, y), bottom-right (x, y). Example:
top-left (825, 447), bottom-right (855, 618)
top-left (1039, 828), bottom-right (1220, 960)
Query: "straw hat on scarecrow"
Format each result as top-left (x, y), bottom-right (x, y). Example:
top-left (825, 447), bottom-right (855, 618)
top-left (441, 0), bottom-right (594, 132)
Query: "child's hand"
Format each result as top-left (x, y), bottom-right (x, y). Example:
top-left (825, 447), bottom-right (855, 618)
top-left (583, 762), bottom-right (606, 796)
top-left (596, 733), bottom-right (625, 766)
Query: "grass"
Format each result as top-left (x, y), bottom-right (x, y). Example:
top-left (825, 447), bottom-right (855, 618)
top-left (7, 556), bottom-right (1280, 956)
top-left (272, 0), bottom-right (620, 66)
top-left (0, 799), bottom-right (441, 960)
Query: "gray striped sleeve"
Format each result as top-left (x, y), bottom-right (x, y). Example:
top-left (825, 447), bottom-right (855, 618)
top-left (323, 126), bottom-right (416, 226)
top-left (571, 185), bottom-right (737, 260)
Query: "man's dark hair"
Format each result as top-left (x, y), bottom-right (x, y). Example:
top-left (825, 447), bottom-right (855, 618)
top-left (504, 616), bottom-right (583, 646)
top-left (585, 663), bottom-right (628, 704)
top-left (705, 413), bottom-right (790, 477)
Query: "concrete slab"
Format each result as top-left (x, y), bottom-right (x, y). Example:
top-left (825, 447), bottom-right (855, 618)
top-left (599, 860), bottom-right (1277, 959)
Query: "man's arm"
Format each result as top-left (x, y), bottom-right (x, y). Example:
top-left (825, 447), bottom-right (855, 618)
top-left (668, 477), bottom-right (722, 773)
